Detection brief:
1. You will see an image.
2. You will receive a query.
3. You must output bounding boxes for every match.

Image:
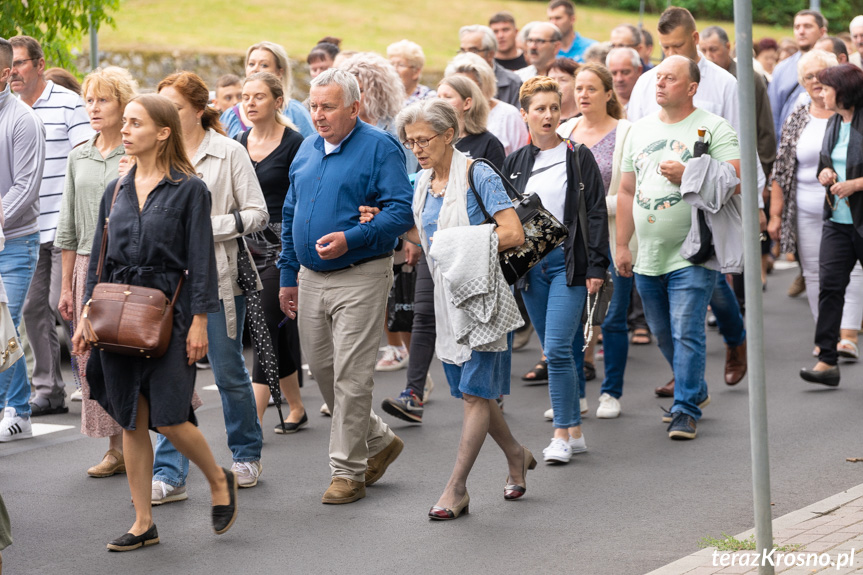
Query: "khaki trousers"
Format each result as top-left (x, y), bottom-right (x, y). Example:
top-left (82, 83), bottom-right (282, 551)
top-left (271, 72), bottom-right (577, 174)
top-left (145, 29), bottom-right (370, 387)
top-left (298, 257), bottom-right (395, 482)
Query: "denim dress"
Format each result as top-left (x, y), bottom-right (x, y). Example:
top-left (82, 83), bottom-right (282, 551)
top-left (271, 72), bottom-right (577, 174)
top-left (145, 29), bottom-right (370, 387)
top-left (84, 167), bottom-right (219, 430)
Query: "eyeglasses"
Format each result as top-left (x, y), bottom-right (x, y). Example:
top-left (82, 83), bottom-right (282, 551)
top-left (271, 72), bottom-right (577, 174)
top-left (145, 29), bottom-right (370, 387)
top-left (11, 58), bottom-right (37, 69)
top-left (402, 133), bottom-right (440, 149)
top-left (611, 43), bottom-right (639, 49)
top-left (457, 47), bottom-right (489, 55)
top-left (526, 38), bottom-right (553, 45)
top-left (803, 73), bottom-right (820, 83)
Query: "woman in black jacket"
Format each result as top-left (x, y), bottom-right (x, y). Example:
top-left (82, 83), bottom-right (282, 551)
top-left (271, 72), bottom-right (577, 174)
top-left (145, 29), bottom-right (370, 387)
top-left (503, 77), bottom-right (608, 464)
top-left (801, 64), bottom-right (863, 387)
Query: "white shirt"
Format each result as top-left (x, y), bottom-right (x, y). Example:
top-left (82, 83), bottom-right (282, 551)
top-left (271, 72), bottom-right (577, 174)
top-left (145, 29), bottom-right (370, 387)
top-left (515, 65), bottom-right (537, 82)
top-left (525, 141), bottom-right (567, 223)
top-left (487, 101), bottom-right (528, 156)
top-left (795, 115), bottom-right (829, 216)
top-left (29, 81), bottom-right (95, 243)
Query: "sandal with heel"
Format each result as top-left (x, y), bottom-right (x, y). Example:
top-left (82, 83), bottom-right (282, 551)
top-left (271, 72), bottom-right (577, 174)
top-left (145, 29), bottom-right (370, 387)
top-left (504, 446), bottom-right (537, 500)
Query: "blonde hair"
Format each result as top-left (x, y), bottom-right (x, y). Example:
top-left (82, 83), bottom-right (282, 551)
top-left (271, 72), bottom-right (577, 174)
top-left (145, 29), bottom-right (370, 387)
top-left (438, 75), bottom-right (489, 136)
top-left (577, 63), bottom-right (625, 120)
top-left (243, 72), bottom-right (299, 131)
top-left (130, 94), bottom-right (196, 180)
top-left (519, 76), bottom-right (562, 111)
top-left (81, 66), bottom-right (138, 112)
top-left (338, 52), bottom-right (404, 125)
top-left (797, 49), bottom-right (839, 83)
top-left (386, 40), bottom-right (426, 69)
top-left (246, 41), bottom-right (293, 100)
top-left (444, 52), bottom-right (497, 101)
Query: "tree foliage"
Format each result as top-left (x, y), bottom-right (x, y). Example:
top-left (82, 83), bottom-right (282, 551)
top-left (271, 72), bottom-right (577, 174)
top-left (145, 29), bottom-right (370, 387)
top-left (0, 0), bottom-right (119, 71)
top-left (569, 0), bottom-right (858, 33)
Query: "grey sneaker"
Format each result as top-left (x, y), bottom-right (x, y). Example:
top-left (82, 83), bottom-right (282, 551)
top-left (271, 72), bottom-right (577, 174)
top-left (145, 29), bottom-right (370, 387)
top-left (151, 480), bottom-right (187, 505)
top-left (231, 460), bottom-right (262, 488)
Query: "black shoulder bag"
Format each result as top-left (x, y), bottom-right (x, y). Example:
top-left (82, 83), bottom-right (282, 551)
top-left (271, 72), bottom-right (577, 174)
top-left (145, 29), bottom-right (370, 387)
top-left (467, 158), bottom-right (569, 285)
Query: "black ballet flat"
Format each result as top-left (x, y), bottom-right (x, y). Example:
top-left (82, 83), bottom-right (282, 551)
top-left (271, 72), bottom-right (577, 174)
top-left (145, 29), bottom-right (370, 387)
top-left (106, 523), bottom-right (159, 552)
top-left (212, 467), bottom-right (238, 535)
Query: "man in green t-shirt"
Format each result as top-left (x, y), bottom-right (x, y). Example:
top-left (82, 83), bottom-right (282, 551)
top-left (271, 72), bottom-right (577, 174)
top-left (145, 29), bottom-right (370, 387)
top-left (616, 55), bottom-right (741, 440)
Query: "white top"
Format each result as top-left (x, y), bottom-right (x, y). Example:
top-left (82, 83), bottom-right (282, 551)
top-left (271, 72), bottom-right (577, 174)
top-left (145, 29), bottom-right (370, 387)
top-left (487, 101), bottom-right (528, 156)
top-left (515, 65), bottom-right (537, 82)
top-left (29, 81), bottom-right (95, 243)
top-left (525, 141), bottom-right (567, 223)
top-left (795, 114), bottom-right (829, 217)
top-left (628, 56), bottom-right (740, 133)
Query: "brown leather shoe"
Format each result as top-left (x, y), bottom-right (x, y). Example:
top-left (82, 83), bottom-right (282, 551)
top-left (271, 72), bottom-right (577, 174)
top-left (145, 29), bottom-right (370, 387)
top-left (654, 377), bottom-right (675, 398)
top-left (365, 435), bottom-right (404, 485)
top-left (725, 341), bottom-right (747, 385)
top-left (87, 449), bottom-right (126, 478)
top-left (321, 477), bottom-right (366, 504)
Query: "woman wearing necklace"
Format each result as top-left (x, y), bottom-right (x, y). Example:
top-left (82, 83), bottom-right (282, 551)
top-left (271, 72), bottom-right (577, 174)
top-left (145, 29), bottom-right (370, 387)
top-left (369, 99), bottom-right (529, 519)
top-left (504, 77), bottom-right (608, 465)
top-left (236, 72), bottom-right (308, 431)
top-left (71, 94), bottom-right (236, 550)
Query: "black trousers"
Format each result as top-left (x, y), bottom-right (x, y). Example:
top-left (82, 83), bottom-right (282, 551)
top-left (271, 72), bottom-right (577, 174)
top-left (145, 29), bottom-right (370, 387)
top-left (406, 257), bottom-right (437, 399)
top-left (815, 220), bottom-right (863, 366)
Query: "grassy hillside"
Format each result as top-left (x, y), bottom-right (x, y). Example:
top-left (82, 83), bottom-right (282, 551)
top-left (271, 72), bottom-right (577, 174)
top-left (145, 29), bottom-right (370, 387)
top-left (98, 0), bottom-right (792, 71)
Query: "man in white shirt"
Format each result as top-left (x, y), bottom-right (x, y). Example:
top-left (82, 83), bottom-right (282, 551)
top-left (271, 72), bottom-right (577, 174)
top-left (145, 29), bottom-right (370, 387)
top-left (851, 16), bottom-right (863, 69)
top-left (9, 36), bottom-right (94, 417)
top-left (606, 47), bottom-right (643, 112)
top-left (626, 7), bottom-right (748, 395)
top-left (516, 22), bottom-right (562, 81)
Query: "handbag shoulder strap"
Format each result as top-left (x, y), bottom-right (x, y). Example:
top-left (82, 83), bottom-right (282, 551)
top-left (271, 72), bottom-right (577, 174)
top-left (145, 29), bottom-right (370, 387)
top-left (467, 159), bottom-right (498, 225)
top-left (95, 177), bottom-right (124, 281)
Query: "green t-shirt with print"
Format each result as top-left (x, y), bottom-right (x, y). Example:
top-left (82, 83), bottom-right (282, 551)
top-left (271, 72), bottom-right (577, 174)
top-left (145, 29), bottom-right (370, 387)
top-left (621, 108), bottom-right (740, 276)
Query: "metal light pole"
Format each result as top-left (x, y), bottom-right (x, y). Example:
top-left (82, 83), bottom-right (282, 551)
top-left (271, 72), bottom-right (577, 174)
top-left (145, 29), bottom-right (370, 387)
top-left (88, 10), bottom-right (98, 71)
top-left (810, 0), bottom-right (821, 12)
top-left (733, 0), bottom-right (774, 573)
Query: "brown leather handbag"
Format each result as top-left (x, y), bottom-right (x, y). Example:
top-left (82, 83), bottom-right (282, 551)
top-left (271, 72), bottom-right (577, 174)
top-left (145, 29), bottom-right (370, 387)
top-left (82, 178), bottom-right (183, 359)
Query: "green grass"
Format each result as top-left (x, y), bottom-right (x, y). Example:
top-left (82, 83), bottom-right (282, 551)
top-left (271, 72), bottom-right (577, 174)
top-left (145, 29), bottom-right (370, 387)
top-left (96, 0), bottom-right (792, 71)
top-left (699, 533), bottom-right (804, 553)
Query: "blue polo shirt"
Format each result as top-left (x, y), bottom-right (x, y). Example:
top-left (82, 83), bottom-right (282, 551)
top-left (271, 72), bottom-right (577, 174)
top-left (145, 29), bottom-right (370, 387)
top-left (558, 33), bottom-right (597, 63)
top-left (278, 119), bottom-right (414, 287)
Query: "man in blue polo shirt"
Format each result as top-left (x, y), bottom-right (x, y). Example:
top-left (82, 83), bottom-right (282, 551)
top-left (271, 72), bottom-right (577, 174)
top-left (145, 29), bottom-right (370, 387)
top-left (548, 0), bottom-right (596, 63)
top-left (278, 68), bottom-right (413, 505)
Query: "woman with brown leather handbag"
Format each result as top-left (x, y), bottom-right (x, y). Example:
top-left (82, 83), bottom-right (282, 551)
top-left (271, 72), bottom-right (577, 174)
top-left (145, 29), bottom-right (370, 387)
top-left (71, 94), bottom-right (238, 551)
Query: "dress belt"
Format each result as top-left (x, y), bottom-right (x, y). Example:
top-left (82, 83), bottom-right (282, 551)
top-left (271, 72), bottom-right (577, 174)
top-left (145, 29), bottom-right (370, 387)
top-left (330, 250), bottom-right (393, 272)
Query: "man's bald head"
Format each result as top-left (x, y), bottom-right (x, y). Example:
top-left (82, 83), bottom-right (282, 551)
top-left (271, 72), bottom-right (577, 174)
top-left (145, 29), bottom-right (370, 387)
top-left (655, 55), bottom-right (699, 110)
top-left (661, 54), bottom-right (700, 83)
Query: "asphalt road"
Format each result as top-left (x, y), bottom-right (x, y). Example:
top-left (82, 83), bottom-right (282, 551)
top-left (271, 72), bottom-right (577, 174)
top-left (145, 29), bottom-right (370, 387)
top-left (2, 266), bottom-right (862, 575)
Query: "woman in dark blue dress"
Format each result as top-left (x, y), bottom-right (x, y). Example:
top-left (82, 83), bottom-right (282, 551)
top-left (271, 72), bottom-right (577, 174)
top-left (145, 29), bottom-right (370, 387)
top-left (71, 94), bottom-right (238, 551)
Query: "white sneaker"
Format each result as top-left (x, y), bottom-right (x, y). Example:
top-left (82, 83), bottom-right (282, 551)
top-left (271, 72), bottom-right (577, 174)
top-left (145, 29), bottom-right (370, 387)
top-left (232, 460), bottom-right (262, 488)
top-left (320, 402), bottom-right (331, 417)
top-left (375, 345), bottom-right (409, 372)
top-left (542, 437), bottom-right (572, 464)
top-left (423, 373), bottom-right (434, 403)
top-left (544, 407), bottom-right (554, 421)
top-left (151, 480), bottom-right (188, 505)
top-left (0, 407), bottom-right (32, 442)
top-left (568, 433), bottom-right (588, 454)
top-left (596, 393), bottom-right (621, 419)
top-left (70, 389), bottom-right (83, 401)
top-left (580, 397), bottom-right (588, 415)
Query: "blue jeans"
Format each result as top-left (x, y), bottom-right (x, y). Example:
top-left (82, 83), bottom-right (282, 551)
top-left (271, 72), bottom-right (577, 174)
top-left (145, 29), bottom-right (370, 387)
top-left (600, 259), bottom-right (632, 399)
top-left (521, 248), bottom-right (586, 429)
top-left (635, 266), bottom-right (717, 420)
top-left (0, 232), bottom-right (39, 415)
top-left (153, 296), bottom-right (262, 486)
top-left (710, 276), bottom-right (746, 347)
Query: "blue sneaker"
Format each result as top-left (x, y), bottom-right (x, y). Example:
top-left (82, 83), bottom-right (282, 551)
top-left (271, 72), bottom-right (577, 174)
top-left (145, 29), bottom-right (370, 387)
top-left (381, 389), bottom-right (423, 423)
top-left (667, 412), bottom-right (697, 440)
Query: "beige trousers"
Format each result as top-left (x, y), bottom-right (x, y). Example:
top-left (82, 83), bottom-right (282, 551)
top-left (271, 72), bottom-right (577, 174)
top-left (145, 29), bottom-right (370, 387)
top-left (298, 257), bottom-right (395, 482)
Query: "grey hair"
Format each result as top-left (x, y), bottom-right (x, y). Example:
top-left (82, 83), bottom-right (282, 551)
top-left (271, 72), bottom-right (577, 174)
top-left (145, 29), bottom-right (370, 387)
top-left (701, 25), bottom-right (730, 45)
top-left (395, 99), bottom-right (460, 147)
top-left (459, 25), bottom-right (498, 53)
top-left (530, 22), bottom-right (563, 43)
top-left (851, 16), bottom-right (863, 31)
top-left (612, 24), bottom-right (642, 46)
top-left (606, 47), bottom-right (642, 69)
top-left (444, 52), bottom-right (498, 101)
top-left (310, 68), bottom-right (361, 106)
top-left (797, 49), bottom-right (839, 84)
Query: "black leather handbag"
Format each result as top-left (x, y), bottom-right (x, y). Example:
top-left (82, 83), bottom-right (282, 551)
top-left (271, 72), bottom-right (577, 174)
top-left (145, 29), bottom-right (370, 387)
top-left (468, 158), bottom-right (569, 285)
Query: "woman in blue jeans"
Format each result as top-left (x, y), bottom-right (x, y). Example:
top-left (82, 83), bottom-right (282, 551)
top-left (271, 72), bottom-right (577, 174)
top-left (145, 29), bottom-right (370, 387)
top-left (150, 72), bottom-right (269, 499)
top-left (504, 77), bottom-right (609, 464)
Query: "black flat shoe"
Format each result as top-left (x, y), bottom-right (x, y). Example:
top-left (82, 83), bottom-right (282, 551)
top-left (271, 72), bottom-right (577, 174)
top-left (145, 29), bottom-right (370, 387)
top-left (212, 467), bottom-right (238, 535)
top-left (800, 365), bottom-right (840, 387)
top-left (274, 411), bottom-right (308, 434)
top-left (106, 524), bottom-right (159, 551)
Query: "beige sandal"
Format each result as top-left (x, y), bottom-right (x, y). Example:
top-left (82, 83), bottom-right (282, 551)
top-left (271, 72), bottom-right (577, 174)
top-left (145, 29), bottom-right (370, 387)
top-left (87, 449), bottom-right (126, 478)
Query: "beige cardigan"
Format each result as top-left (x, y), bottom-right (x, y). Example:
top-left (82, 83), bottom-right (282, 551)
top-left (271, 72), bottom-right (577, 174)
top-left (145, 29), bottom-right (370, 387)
top-left (557, 117), bottom-right (637, 266)
top-left (191, 129), bottom-right (269, 338)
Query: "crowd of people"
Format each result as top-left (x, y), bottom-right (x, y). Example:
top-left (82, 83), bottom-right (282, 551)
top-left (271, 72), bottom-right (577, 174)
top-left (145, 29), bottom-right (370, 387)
top-left (1, 0), bottom-right (863, 558)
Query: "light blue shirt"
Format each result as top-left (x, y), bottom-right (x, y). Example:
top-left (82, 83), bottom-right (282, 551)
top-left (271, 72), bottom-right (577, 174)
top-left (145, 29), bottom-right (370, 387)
top-left (558, 33), bottom-right (597, 63)
top-left (830, 122), bottom-right (853, 224)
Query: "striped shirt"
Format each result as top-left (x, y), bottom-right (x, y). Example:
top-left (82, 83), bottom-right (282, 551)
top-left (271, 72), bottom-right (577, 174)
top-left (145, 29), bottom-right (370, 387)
top-left (30, 81), bottom-right (95, 243)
